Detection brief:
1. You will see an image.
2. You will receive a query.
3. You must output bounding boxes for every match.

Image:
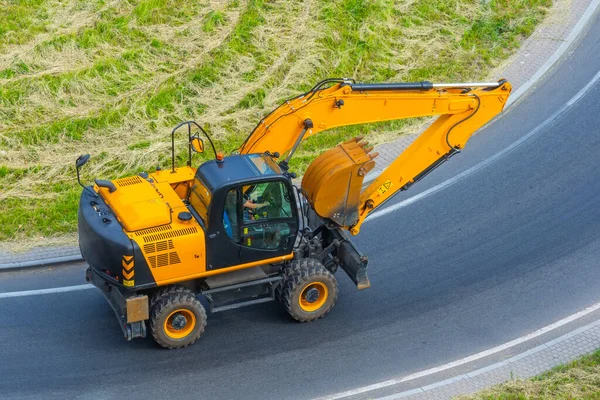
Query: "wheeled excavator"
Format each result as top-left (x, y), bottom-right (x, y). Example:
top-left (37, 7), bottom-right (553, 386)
top-left (77, 78), bottom-right (511, 348)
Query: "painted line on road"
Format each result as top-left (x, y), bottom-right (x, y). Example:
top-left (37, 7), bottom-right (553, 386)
top-left (372, 317), bottom-right (600, 399)
top-left (0, 284), bottom-right (93, 299)
top-left (365, 67), bottom-right (600, 223)
top-left (316, 299), bottom-right (600, 399)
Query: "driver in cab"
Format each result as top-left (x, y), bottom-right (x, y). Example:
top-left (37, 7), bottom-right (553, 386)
top-left (244, 198), bottom-right (269, 220)
top-left (222, 187), bottom-right (270, 239)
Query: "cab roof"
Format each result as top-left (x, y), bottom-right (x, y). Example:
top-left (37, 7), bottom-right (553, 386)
top-left (196, 154), bottom-right (283, 191)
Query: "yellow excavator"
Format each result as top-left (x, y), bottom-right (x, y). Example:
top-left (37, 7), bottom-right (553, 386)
top-left (77, 78), bottom-right (511, 348)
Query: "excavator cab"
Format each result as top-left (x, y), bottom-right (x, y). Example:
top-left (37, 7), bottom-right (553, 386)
top-left (188, 154), bottom-right (299, 270)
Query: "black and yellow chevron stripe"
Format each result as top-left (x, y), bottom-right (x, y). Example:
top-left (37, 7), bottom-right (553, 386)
top-left (122, 255), bottom-right (134, 287)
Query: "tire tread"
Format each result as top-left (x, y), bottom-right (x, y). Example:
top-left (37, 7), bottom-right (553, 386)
top-left (149, 290), bottom-right (207, 349)
top-left (278, 258), bottom-right (338, 322)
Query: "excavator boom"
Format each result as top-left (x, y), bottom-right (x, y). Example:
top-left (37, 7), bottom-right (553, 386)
top-left (239, 79), bottom-right (512, 234)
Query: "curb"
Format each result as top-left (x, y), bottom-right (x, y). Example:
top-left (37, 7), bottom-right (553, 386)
top-left (1, 0), bottom-right (598, 272)
top-left (0, 254), bottom-right (83, 272)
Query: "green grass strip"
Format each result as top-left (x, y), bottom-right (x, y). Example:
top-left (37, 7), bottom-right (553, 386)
top-left (0, 0), bottom-right (551, 240)
top-left (464, 348), bottom-right (600, 399)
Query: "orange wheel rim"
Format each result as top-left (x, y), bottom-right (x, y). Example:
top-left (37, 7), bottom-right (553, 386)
top-left (298, 282), bottom-right (328, 312)
top-left (164, 309), bottom-right (196, 339)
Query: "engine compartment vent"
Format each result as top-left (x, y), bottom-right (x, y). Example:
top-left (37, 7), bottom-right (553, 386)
top-left (143, 239), bottom-right (174, 254)
top-left (143, 227), bottom-right (198, 243)
top-left (135, 224), bottom-right (173, 236)
top-left (148, 252), bottom-right (181, 268)
top-left (115, 176), bottom-right (143, 187)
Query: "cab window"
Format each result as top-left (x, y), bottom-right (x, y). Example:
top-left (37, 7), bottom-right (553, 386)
top-left (240, 181), bottom-right (295, 250)
top-left (189, 176), bottom-right (212, 225)
top-left (246, 154), bottom-right (279, 176)
top-left (242, 181), bottom-right (292, 221)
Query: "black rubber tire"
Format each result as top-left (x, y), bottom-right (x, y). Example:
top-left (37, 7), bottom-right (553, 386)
top-left (278, 258), bottom-right (338, 322)
top-left (149, 285), bottom-right (187, 310)
top-left (149, 290), bottom-right (207, 349)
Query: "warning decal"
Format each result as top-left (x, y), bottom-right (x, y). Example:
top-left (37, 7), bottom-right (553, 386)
top-left (377, 180), bottom-right (392, 195)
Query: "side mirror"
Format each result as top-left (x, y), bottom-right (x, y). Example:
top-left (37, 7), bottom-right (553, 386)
top-left (76, 154), bottom-right (90, 169)
top-left (190, 136), bottom-right (204, 153)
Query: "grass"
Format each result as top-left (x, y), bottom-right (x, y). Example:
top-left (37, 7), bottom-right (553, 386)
top-left (459, 349), bottom-right (600, 399)
top-left (0, 0), bottom-right (552, 243)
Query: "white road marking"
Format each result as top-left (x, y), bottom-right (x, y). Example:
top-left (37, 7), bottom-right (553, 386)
top-left (316, 300), bottom-right (600, 400)
top-left (0, 284), bottom-right (93, 299)
top-left (373, 319), bottom-right (600, 399)
top-left (365, 68), bottom-right (600, 223)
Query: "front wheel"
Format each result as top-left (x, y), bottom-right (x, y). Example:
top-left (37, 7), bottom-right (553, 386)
top-left (279, 259), bottom-right (339, 322)
top-left (149, 289), bottom-right (207, 349)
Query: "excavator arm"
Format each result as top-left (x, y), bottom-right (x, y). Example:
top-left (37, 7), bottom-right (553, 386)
top-left (238, 78), bottom-right (512, 235)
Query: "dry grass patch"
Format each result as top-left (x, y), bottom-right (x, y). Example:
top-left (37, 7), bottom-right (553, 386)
top-left (0, 0), bottom-right (552, 240)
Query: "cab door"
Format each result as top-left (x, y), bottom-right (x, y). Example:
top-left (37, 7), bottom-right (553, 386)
top-left (237, 179), bottom-right (298, 264)
top-left (204, 186), bottom-right (244, 270)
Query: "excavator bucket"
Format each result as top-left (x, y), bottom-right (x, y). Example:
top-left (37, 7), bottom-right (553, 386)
top-left (302, 137), bottom-right (378, 227)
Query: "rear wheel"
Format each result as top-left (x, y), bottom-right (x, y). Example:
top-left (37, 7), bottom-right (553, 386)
top-left (149, 285), bottom-right (187, 310)
top-left (149, 289), bottom-right (206, 349)
top-left (278, 259), bottom-right (338, 322)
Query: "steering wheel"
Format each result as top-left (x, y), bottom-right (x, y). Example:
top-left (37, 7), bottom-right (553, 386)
top-left (262, 193), bottom-right (275, 210)
top-left (254, 205), bottom-right (269, 215)
top-left (255, 203), bottom-right (271, 217)
top-left (247, 194), bottom-right (272, 219)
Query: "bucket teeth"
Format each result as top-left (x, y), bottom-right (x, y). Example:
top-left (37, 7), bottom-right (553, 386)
top-left (344, 136), bottom-right (364, 144)
top-left (353, 137), bottom-right (377, 158)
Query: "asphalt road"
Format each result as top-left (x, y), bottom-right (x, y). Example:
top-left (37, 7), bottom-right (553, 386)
top-left (1, 15), bottom-right (600, 400)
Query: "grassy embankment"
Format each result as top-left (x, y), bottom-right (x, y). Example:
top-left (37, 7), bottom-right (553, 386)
top-left (460, 349), bottom-right (600, 399)
top-left (0, 0), bottom-right (550, 243)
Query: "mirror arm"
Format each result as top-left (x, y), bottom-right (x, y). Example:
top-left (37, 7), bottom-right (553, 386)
top-left (188, 121), bottom-right (217, 159)
top-left (187, 123), bottom-right (192, 167)
top-left (75, 154), bottom-right (98, 197)
top-left (171, 121), bottom-right (218, 172)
